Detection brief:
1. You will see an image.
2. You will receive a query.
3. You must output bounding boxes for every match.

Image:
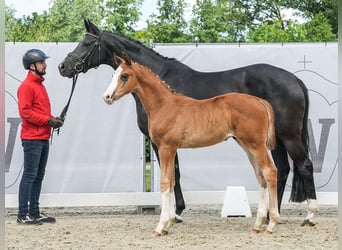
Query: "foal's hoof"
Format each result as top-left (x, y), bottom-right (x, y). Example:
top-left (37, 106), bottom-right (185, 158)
top-left (175, 214), bottom-right (183, 223)
top-left (152, 230), bottom-right (168, 237)
top-left (264, 230), bottom-right (273, 235)
top-left (301, 219), bottom-right (315, 227)
top-left (251, 228), bottom-right (260, 234)
top-left (152, 231), bottom-right (161, 237)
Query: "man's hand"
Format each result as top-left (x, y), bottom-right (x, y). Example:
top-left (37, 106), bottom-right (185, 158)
top-left (47, 117), bottom-right (64, 128)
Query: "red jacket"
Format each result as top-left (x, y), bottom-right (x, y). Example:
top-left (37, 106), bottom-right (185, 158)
top-left (17, 71), bottom-right (53, 140)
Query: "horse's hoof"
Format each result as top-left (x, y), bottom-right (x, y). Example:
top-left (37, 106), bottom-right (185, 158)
top-left (301, 219), bottom-right (315, 227)
top-left (264, 230), bottom-right (273, 235)
top-left (251, 228), bottom-right (260, 234)
top-left (175, 214), bottom-right (183, 223)
top-left (152, 231), bottom-right (161, 237)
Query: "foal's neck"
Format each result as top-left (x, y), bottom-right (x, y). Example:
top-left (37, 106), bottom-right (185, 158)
top-left (134, 65), bottom-right (178, 115)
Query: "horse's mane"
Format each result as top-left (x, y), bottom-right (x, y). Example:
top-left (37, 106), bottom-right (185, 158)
top-left (104, 30), bottom-right (179, 63)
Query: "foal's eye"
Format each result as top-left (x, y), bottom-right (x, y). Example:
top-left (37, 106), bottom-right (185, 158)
top-left (121, 73), bottom-right (129, 83)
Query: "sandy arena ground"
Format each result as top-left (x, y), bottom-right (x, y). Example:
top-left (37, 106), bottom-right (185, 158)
top-left (5, 203), bottom-right (337, 250)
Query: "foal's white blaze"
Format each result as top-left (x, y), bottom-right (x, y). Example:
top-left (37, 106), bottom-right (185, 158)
top-left (103, 66), bottom-right (123, 104)
top-left (154, 189), bottom-right (175, 234)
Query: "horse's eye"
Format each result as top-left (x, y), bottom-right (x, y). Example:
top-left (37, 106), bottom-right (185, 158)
top-left (83, 39), bottom-right (95, 46)
top-left (121, 73), bottom-right (129, 83)
top-left (83, 40), bottom-right (91, 46)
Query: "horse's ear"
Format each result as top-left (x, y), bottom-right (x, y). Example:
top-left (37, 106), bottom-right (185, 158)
top-left (113, 54), bottom-right (123, 66)
top-left (122, 52), bottom-right (132, 66)
top-left (84, 19), bottom-right (90, 32)
top-left (85, 19), bottom-right (100, 35)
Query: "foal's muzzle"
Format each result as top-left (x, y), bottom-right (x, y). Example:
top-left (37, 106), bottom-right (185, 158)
top-left (103, 92), bottom-right (115, 105)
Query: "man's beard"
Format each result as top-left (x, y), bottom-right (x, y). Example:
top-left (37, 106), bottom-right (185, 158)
top-left (36, 69), bottom-right (46, 76)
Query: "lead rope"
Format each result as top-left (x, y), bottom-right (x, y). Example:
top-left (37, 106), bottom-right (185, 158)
top-left (51, 74), bottom-right (78, 143)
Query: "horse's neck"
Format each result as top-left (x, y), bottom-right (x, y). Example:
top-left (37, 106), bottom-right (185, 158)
top-left (107, 34), bottom-right (190, 76)
top-left (134, 67), bottom-right (175, 115)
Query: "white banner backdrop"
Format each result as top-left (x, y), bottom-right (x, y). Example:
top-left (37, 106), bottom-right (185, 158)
top-left (5, 43), bottom-right (144, 194)
top-left (5, 42), bottom-right (338, 207)
top-left (153, 43), bottom-right (338, 193)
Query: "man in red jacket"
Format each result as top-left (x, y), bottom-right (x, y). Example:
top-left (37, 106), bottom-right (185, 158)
top-left (17, 49), bottom-right (64, 225)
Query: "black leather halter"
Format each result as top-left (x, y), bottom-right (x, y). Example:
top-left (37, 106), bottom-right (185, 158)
top-left (53, 31), bottom-right (113, 138)
top-left (53, 32), bottom-right (105, 137)
top-left (67, 32), bottom-right (104, 74)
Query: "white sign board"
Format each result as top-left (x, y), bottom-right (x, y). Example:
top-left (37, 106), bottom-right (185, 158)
top-left (5, 42), bottom-right (337, 202)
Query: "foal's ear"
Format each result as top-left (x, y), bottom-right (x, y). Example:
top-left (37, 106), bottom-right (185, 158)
top-left (113, 54), bottom-right (123, 66)
top-left (122, 52), bottom-right (132, 66)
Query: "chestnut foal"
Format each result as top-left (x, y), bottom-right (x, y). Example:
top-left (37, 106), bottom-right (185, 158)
top-left (103, 53), bottom-right (279, 236)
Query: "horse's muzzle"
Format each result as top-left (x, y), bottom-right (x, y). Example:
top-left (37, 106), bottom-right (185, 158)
top-left (58, 62), bottom-right (73, 78)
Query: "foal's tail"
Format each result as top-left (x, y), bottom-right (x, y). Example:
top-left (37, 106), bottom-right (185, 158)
top-left (263, 100), bottom-right (276, 150)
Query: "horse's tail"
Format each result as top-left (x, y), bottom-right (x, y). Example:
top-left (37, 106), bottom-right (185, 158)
top-left (290, 78), bottom-right (310, 202)
top-left (263, 100), bottom-right (276, 150)
top-left (297, 78), bottom-right (310, 155)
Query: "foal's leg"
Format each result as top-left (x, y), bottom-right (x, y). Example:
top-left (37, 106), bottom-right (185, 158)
top-left (153, 188), bottom-right (175, 236)
top-left (262, 156), bottom-right (279, 234)
top-left (248, 150), bottom-right (279, 234)
top-left (151, 143), bottom-right (185, 221)
top-left (152, 146), bottom-right (176, 237)
top-left (283, 138), bottom-right (318, 226)
top-left (245, 152), bottom-right (268, 232)
top-left (253, 185), bottom-right (268, 233)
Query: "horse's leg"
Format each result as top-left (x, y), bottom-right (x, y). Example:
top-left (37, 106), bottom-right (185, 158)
top-left (174, 154), bottom-right (185, 221)
top-left (271, 138), bottom-right (291, 213)
top-left (151, 143), bottom-right (185, 222)
top-left (152, 146), bottom-right (176, 237)
top-left (283, 138), bottom-right (318, 226)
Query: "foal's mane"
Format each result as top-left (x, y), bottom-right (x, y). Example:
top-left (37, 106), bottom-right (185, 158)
top-left (132, 62), bottom-right (181, 96)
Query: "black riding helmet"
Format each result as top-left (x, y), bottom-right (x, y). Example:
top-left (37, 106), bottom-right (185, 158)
top-left (22, 49), bottom-right (49, 70)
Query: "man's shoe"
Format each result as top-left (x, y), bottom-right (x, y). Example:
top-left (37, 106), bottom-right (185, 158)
top-left (30, 212), bottom-right (56, 223)
top-left (17, 215), bottom-right (42, 225)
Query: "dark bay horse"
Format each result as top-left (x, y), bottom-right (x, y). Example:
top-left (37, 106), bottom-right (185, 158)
top-left (58, 20), bottom-right (317, 226)
top-left (104, 53), bottom-right (279, 236)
